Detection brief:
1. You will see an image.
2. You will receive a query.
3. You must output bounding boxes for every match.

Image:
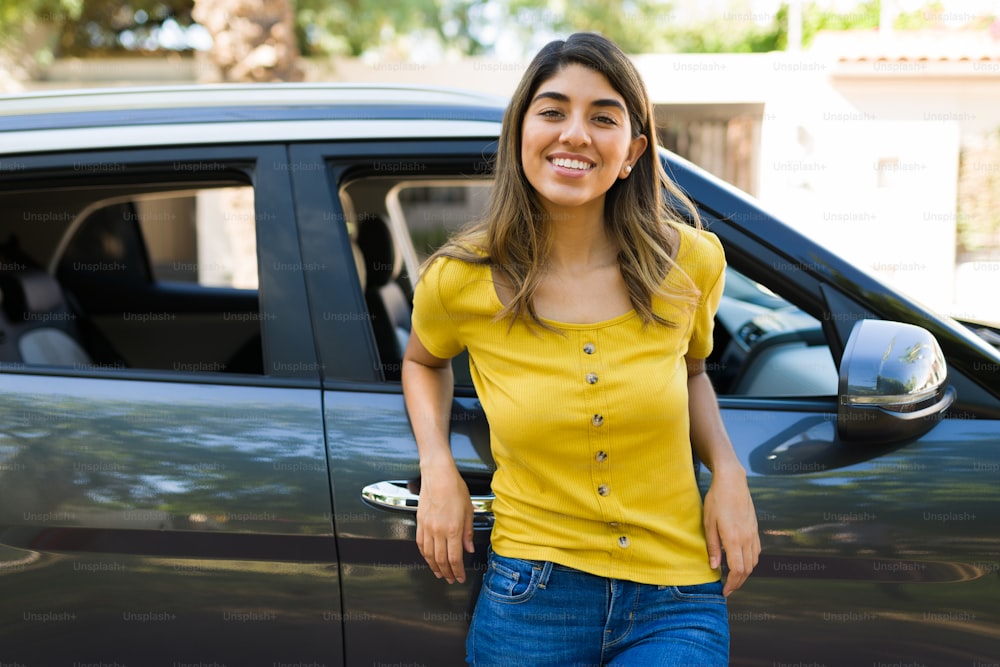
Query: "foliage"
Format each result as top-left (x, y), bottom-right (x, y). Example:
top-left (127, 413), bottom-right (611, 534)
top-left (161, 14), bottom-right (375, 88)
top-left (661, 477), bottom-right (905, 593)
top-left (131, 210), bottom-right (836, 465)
top-left (294, 0), bottom-right (495, 57)
top-left (662, 9), bottom-right (783, 54)
top-left (0, 0), bottom-right (83, 35)
top-left (0, 0), bottom-right (82, 77)
top-left (504, 0), bottom-right (674, 54)
top-left (660, 0), bottom-right (985, 55)
top-left (54, 0), bottom-right (196, 56)
top-left (0, 0), bottom-right (195, 60)
top-left (295, 0), bottom-right (677, 59)
top-left (2, 0), bottom-right (998, 62)
top-left (0, 0), bottom-right (675, 61)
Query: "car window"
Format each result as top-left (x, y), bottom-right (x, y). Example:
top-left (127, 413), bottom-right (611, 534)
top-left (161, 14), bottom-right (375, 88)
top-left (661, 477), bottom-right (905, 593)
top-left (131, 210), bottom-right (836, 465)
top-left (339, 172), bottom-right (838, 396)
top-left (137, 185), bottom-right (259, 289)
top-left (338, 174), bottom-right (491, 382)
top-left (0, 172), bottom-right (264, 376)
top-left (711, 267), bottom-right (837, 397)
top-left (394, 180), bottom-right (492, 269)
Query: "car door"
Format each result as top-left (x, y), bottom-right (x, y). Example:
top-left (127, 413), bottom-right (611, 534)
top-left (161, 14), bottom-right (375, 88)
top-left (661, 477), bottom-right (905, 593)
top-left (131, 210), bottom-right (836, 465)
top-left (292, 139), bottom-right (497, 665)
top-left (672, 165), bottom-right (1000, 666)
top-left (0, 146), bottom-right (342, 666)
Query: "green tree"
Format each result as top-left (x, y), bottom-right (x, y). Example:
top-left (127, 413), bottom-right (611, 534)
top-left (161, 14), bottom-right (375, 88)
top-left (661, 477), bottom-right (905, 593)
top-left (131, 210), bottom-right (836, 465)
top-left (0, 0), bottom-right (502, 65)
top-left (294, 0), bottom-right (479, 57)
top-left (0, 0), bottom-right (81, 85)
top-left (53, 0), bottom-right (195, 56)
top-left (504, 0), bottom-right (672, 54)
top-left (0, 0), bottom-right (82, 39)
top-left (660, 1), bottom-right (979, 55)
top-left (4, 0), bottom-right (998, 67)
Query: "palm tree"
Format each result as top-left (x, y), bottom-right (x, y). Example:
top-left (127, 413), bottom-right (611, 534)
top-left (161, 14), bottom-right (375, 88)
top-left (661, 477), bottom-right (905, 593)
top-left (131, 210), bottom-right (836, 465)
top-left (192, 0), bottom-right (303, 82)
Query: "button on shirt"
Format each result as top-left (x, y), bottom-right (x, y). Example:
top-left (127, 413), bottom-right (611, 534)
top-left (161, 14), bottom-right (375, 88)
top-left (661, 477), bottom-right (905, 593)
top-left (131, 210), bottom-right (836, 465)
top-left (411, 223), bottom-right (726, 586)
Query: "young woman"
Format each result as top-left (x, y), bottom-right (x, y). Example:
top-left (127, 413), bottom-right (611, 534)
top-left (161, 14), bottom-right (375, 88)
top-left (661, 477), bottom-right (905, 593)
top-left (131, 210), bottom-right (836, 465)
top-left (402, 32), bottom-right (760, 666)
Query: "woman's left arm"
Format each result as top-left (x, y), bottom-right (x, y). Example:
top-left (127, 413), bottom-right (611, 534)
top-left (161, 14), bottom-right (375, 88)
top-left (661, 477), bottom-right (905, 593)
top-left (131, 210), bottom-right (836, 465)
top-left (687, 355), bottom-right (761, 597)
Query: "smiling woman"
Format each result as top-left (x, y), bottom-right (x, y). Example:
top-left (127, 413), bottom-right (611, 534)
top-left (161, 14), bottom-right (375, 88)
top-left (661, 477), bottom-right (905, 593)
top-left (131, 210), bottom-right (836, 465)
top-left (402, 32), bottom-right (760, 667)
top-left (520, 65), bottom-right (645, 228)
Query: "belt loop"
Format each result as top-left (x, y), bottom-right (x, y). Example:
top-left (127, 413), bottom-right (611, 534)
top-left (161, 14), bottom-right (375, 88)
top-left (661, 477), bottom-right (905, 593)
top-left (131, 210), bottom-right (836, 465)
top-left (537, 560), bottom-right (554, 589)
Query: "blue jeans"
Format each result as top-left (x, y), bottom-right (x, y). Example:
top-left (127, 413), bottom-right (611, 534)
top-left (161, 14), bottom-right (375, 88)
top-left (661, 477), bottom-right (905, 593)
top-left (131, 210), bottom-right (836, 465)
top-left (467, 549), bottom-right (729, 667)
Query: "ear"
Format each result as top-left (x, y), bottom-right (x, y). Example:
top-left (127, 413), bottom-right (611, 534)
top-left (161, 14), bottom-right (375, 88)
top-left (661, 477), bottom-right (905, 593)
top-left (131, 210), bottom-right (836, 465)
top-left (621, 134), bottom-right (648, 178)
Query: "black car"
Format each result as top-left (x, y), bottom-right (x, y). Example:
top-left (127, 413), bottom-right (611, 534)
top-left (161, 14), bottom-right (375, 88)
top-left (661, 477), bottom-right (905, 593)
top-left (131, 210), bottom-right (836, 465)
top-left (0, 84), bottom-right (998, 666)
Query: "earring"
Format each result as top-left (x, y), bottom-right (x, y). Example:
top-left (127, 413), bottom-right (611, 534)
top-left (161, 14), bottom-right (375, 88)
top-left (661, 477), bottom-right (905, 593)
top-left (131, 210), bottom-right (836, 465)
top-left (624, 165), bottom-right (632, 174)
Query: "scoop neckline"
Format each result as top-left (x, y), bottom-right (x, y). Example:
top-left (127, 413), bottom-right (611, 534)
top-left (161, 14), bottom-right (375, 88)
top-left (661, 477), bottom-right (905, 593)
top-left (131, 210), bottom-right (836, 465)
top-left (486, 223), bottom-right (691, 329)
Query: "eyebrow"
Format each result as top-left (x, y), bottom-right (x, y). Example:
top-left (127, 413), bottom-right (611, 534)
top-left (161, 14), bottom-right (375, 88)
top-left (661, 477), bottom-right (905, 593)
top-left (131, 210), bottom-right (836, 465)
top-left (531, 91), bottom-right (627, 112)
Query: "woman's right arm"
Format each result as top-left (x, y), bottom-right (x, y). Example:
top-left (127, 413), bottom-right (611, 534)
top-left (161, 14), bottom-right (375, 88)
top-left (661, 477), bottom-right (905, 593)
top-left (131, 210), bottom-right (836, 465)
top-left (402, 330), bottom-right (474, 584)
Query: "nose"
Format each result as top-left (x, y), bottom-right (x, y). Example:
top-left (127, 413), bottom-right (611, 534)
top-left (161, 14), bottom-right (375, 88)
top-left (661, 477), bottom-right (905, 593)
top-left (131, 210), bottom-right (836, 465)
top-left (559, 112), bottom-right (591, 146)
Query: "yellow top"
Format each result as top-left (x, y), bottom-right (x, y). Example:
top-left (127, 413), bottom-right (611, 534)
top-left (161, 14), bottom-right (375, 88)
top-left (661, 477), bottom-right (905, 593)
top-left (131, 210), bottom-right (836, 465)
top-left (411, 222), bottom-right (726, 585)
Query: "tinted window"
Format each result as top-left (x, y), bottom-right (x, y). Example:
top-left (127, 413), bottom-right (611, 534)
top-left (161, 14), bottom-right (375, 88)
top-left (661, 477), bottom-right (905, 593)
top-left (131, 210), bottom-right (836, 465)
top-left (0, 172), bottom-right (263, 375)
top-left (138, 186), bottom-right (258, 289)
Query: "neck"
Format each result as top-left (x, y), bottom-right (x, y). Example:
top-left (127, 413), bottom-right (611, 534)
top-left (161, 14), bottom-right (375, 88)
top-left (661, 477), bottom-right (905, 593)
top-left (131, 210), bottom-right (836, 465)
top-left (542, 200), bottom-right (617, 274)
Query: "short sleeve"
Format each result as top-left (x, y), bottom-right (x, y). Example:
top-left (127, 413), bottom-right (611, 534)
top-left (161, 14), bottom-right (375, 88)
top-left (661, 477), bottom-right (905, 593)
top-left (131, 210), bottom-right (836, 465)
top-left (411, 257), bottom-right (466, 360)
top-left (686, 232), bottom-right (726, 360)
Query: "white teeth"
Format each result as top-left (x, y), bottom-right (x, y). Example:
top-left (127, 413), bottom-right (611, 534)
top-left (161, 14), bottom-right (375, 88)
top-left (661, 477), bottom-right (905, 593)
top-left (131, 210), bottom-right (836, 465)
top-left (551, 157), bottom-right (592, 170)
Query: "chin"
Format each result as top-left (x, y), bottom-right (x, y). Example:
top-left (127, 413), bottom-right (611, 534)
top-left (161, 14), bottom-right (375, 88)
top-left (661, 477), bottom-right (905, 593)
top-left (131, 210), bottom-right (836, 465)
top-left (537, 189), bottom-right (601, 210)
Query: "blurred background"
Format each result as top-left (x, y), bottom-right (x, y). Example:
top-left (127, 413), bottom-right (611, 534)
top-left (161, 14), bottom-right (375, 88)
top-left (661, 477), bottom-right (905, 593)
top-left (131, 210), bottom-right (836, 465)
top-left (1, 0), bottom-right (998, 326)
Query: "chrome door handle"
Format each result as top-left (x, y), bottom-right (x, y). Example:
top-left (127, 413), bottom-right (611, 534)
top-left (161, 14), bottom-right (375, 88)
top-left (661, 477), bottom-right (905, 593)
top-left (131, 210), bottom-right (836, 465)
top-left (361, 479), bottom-right (494, 514)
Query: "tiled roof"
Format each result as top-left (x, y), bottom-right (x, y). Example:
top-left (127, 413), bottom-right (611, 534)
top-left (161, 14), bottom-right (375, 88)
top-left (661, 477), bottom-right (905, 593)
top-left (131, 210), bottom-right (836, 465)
top-left (809, 27), bottom-right (1000, 62)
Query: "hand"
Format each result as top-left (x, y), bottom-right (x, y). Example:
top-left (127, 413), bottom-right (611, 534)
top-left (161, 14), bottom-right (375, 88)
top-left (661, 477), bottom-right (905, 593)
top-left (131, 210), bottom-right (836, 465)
top-left (703, 467), bottom-right (760, 596)
top-left (416, 465), bottom-right (475, 584)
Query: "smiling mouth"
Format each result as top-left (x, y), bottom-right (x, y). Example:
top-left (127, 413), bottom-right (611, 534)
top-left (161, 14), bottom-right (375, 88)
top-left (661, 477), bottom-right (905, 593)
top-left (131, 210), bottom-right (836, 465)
top-left (549, 157), bottom-right (594, 171)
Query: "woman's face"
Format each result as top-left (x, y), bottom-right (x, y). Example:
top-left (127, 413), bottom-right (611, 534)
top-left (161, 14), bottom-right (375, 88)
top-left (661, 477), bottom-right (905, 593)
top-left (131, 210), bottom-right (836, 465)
top-left (520, 63), bottom-right (647, 218)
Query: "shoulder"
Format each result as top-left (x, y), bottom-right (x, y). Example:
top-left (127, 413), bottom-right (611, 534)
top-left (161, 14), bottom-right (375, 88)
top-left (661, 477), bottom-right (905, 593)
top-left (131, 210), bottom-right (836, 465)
top-left (417, 253), bottom-right (493, 306)
top-left (421, 252), bottom-right (486, 282)
top-left (672, 223), bottom-right (725, 283)
top-left (673, 221), bottom-right (723, 258)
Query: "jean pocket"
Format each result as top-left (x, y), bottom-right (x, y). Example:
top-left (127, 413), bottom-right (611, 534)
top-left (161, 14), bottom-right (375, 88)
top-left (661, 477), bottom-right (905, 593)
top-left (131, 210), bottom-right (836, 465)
top-left (668, 580), bottom-right (727, 604)
top-left (482, 552), bottom-right (543, 604)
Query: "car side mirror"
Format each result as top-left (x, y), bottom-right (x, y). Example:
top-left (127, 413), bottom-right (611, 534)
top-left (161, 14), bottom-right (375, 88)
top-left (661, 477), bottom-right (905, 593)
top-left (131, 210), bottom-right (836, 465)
top-left (838, 319), bottom-right (955, 443)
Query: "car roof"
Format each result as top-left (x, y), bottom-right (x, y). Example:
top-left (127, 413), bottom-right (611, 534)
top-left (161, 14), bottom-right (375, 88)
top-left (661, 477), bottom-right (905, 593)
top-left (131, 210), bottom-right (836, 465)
top-left (0, 83), bottom-right (508, 122)
top-left (0, 83), bottom-right (507, 154)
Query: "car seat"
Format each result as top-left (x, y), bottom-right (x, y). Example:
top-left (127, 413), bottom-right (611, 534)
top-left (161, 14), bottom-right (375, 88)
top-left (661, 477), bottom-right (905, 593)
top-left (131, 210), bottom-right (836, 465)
top-left (355, 214), bottom-right (411, 381)
top-left (0, 252), bottom-right (92, 367)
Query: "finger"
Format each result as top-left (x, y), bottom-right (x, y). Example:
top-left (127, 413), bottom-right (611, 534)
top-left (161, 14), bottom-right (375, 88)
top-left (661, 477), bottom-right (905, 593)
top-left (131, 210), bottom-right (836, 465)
top-left (722, 538), bottom-right (752, 597)
top-left (435, 538), bottom-right (457, 583)
top-left (449, 530), bottom-right (467, 584)
top-left (722, 549), bottom-right (744, 597)
top-left (421, 536), bottom-right (444, 580)
top-left (724, 573), bottom-right (747, 597)
top-left (705, 523), bottom-right (723, 571)
top-left (416, 519), bottom-right (442, 577)
top-left (463, 507), bottom-right (476, 555)
top-left (416, 522), bottom-right (436, 576)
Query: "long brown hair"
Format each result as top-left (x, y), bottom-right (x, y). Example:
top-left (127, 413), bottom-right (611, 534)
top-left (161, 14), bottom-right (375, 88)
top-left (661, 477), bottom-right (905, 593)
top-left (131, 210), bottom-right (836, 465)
top-left (426, 32), bottom-right (702, 328)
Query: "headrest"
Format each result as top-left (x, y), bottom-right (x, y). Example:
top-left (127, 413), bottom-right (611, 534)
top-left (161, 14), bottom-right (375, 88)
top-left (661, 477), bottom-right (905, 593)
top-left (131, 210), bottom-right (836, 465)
top-left (0, 268), bottom-right (66, 321)
top-left (355, 214), bottom-right (398, 288)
